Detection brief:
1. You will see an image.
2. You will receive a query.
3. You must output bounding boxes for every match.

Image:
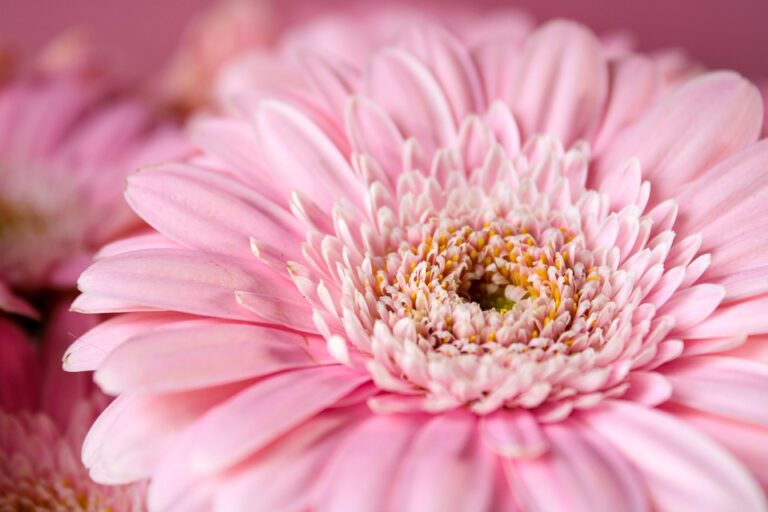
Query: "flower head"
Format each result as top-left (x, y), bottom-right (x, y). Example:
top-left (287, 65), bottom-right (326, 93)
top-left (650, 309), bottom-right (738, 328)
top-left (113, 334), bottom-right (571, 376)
top-left (0, 68), bottom-right (189, 317)
top-left (1, 309), bottom-right (145, 511)
top-left (69, 12), bottom-right (768, 511)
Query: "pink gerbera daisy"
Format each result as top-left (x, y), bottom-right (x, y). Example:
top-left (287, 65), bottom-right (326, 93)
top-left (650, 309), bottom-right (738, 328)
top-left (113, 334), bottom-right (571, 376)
top-left (1, 306), bottom-right (145, 511)
top-left (69, 14), bottom-right (768, 512)
top-left (0, 68), bottom-right (188, 318)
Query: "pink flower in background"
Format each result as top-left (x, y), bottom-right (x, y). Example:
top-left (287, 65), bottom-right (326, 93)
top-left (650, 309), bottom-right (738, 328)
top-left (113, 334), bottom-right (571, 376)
top-left (0, 305), bottom-right (145, 510)
top-left (0, 67), bottom-right (189, 317)
top-left (160, 0), bottom-right (281, 112)
top-left (68, 11), bottom-right (768, 512)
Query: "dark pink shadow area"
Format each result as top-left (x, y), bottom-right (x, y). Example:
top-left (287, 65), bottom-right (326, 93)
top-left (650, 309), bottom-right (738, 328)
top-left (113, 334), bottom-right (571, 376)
top-left (1, 0), bottom-right (766, 79)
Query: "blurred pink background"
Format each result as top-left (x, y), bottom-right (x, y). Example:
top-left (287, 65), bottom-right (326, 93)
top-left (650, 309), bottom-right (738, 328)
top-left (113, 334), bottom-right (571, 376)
top-left (1, 0), bottom-right (766, 80)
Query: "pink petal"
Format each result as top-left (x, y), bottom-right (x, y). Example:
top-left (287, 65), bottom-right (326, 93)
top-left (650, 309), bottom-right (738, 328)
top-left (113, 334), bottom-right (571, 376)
top-left (74, 249), bottom-right (314, 330)
top-left (594, 55), bottom-right (660, 153)
top-left (398, 25), bottom-right (486, 123)
top-left (580, 400), bottom-right (766, 511)
top-left (345, 95), bottom-right (404, 183)
top-left (684, 295), bottom-right (768, 339)
top-left (508, 20), bottom-right (608, 145)
top-left (663, 355), bottom-right (768, 426)
top-left (84, 384), bottom-right (244, 483)
top-left (63, 311), bottom-right (193, 372)
top-left (391, 412), bottom-right (496, 512)
top-left (669, 404), bottom-right (768, 487)
top-left (299, 50), bottom-right (359, 119)
top-left (506, 421), bottom-right (649, 512)
top-left (622, 371), bottom-right (673, 406)
top-left (187, 365), bottom-right (369, 474)
top-left (188, 117), bottom-right (285, 200)
top-left (95, 232), bottom-right (181, 260)
top-left (659, 284), bottom-right (725, 332)
top-left (256, 100), bottom-right (364, 211)
top-left (314, 414), bottom-right (422, 512)
top-left (126, 163), bottom-right (304, 261)
top-left (366, 47), bottom-right (457, 158)
top-left (595, 72), bottom-right (763, 203)
top-left (95, 322), bottom-right (331, 394)
top-left (676, 140), bottom-right (768, 300)
top-left (212, 408), bottom-right (367, 512)
top-left (480, 409), bottom-right (548, 458)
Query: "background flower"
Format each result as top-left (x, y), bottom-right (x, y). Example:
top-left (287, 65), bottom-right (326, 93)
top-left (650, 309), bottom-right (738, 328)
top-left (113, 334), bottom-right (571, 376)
top-left (0, 303), bottom-right (145, 511)
top-left (0, 47), bottom-right (189, 510)
top-left (68, 9), bottom-right (768, 512)
top-left (0, 61), bottom-right (189, 317)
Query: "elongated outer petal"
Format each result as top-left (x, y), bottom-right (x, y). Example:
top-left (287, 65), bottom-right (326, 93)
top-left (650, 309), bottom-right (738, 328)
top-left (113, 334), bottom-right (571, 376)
top-left (187, 365), bottom-right (369, 474)
top-left (676, 140), bottom-right (768, 300)
top-left (188, 117), bottom-right (282, 197)
top-left (480, 409), bottom-right (548, 458)
top-left (505, 422), bottom-right (649, 512)
top-left (622, 371), bottom-right (673, 406)
top-left (73, 249), bottom-right (315, 331)
top-left (95, 323), bottom-right (332, 394)
top-left (314, 413), bottom-right (422, 512)
top-left (345, 95), bottom-right (405, 182)
top-left (211, 408), bottom-right (367, 512)
top-left (95, 232), bottom-right (181, 260)
top-left (595, 71), bottom-right (762, 203)
top-left (366, 47), bottom-right (457, 158)
top-left (662, 355), bottom-right (768, 426)
top-left (669, 404), bottom-right (768, 487)
top-left (256, 100), bottom-right (364, 212)
top-left (126, 164), bottom-right (304, 261)
top-left (398, 25), bottom-right (485, 123)
top-left (594, 55), bottom-right (660, 153)
top-left (660, 284), bottom-right (725, 332)
top-left (63, 312), bottom-right (193, 372)
top-left (391, 412), bottom-right (496, 512)
top-left (579, 400), bottom-right (766, 511)
top-left (508, 20), bottom-right (608, 145)
top-left (83, 384), bottom-right (245, 483)
top-left (684, 295), bottom-right (768, 339)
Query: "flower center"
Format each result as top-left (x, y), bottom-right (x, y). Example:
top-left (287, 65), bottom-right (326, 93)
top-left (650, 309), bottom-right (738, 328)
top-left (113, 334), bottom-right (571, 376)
top-left (374, 215), bottom-right (608, 358)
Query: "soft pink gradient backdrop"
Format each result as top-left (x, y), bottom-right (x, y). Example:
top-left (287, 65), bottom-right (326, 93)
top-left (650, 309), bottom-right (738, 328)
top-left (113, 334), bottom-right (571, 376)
top-left (1, 0), bottom-right (766, 80)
